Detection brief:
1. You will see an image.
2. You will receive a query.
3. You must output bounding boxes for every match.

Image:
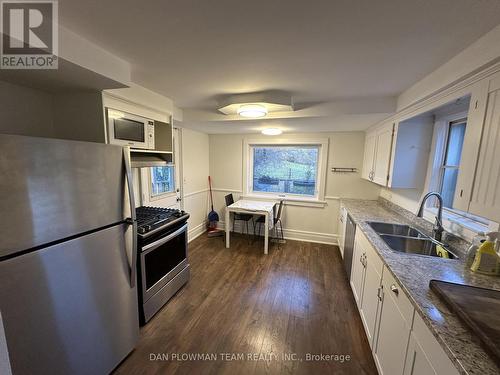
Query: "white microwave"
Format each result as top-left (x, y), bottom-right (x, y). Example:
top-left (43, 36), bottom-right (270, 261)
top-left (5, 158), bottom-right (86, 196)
top-left (106, 108), bottom-right (155, 150)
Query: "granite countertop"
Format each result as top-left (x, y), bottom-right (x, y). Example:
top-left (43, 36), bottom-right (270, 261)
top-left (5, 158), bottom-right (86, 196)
top-left (340, 199), bottom-right (500, 375)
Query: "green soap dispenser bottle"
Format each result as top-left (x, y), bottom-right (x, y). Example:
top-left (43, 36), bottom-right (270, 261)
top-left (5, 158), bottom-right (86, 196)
top-left (470, 232), bottom-right (500, 276)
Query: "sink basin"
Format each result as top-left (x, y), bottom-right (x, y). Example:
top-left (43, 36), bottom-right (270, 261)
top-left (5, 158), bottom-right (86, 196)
top-left (368, 221), bottom-right (425, 238)
top-left (380, 234), bottom-right (458, 259)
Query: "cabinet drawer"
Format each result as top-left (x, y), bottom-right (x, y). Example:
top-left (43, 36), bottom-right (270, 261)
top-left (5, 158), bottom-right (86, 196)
top-left (382, 267), bottom-right (414, 327)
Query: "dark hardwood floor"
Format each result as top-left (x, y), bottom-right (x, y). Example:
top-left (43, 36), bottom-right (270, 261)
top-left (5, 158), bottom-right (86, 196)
top-left (114, 234), bottom-right (377, 375)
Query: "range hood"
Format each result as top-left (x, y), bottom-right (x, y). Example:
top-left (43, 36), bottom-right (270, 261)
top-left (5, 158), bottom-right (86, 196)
top-left (130, 149), bottom-right (173, 168)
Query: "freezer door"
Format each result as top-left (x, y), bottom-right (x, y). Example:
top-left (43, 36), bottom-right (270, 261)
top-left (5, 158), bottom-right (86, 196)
top-left (0, 223), bottom-right (139, 375)
top-left (0, 134), bottom-right (131, 258)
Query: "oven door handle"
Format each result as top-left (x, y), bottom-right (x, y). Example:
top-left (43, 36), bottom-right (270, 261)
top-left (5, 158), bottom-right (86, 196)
top-left (141, 223), bottom-right (188, 253)
top-left (124, 147), bottom-right (137, 288)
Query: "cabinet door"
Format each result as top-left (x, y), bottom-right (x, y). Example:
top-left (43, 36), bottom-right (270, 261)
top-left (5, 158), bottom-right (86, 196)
top-left (374, 285), bottom-right (411, 375)
top-left (350, 240), bottom-right (365, 308)
top-left (454, 78), bottom-right (491, 212)
top-left (362, 131), bottom-right (377, 181)
top-left (468, 75), bottom-right (500, 222)
top-left (404, 334), bottom-right (436, 375)
top-left (373, 123), bottom-right (394, 186)
top-left (360, 255), bottom-right (382, 348)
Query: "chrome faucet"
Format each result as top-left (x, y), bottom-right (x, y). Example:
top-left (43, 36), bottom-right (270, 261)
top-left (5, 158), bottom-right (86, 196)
top-left (417, 192), bottom-right (444, 242)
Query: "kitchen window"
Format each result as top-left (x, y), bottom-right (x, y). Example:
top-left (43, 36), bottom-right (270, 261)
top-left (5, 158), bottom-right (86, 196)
top-left (426, 111), bottom-right (490, 234)
top-left (440, 119), bottom-right (466, 208)
top-left (150, 166), bottom-right (175, 197)
top-left (244, 139), bottom-right (328, 203)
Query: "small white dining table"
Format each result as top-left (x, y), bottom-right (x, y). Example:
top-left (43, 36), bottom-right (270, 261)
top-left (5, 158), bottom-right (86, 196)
top-left (225, 199), bottom-right (276, 254)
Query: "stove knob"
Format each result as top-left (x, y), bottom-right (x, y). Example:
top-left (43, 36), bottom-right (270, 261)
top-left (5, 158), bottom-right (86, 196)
top-left (139, 225), bottom-right (152, 234)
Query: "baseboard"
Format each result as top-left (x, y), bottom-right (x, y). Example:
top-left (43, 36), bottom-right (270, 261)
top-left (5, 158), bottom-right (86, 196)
top-left (217, 221), bottom-right (338, 245)
top-left (282, 228), bottom-right (338, 245)
top-left (188, 222), bottom-right (207, 242)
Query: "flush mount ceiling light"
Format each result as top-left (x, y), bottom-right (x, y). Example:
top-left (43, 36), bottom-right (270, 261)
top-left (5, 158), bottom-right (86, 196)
top-left (237, 104), bottom-right (268, 118)
top-left (261, 128), bottom-right (282, 136)
top-left (217, 91), bottom-right (293, 116)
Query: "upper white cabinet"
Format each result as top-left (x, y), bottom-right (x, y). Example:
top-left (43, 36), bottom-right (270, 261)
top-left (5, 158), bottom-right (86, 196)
top-left (389, 116), bottom-right (434, 189)
top-left (362, 131), bottom-right (377, 181)
top-left (455, 72), bottom-right (500, 222)
top-left (362, 122), bottom-right (393, 185)
top-left (362, 118), bottom-right (433, 188)
top-left (374, 124), bottom-right (394, 185)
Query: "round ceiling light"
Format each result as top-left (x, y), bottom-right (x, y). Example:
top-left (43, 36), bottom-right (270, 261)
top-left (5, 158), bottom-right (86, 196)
top-left (237, 104), bottom-right (268, 118)
top-left (261, 128), bottom-right (283, 136)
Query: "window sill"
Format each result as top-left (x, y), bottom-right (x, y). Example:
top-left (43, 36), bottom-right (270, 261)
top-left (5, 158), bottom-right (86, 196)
top-left (424, 207), bottom-right (489, 241)
top-left (241, 194), bottom-right (327, 208)
top-left (150, 192), bottom-right (176, 201)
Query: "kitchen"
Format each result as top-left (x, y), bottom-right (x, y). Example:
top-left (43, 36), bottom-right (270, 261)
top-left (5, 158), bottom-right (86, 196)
top-left (1, 1), bottom-right (500, 375)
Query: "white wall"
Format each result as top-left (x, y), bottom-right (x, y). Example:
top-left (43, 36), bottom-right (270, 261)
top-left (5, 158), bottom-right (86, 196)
top-left (52, 92), bottom-right (106, 143)
top-left (59, 24), bottom-right (131, 86)
top-left (209, 132), bottom-right (380, 244)
top-left (0, 81), bottom-right (54, 137)
top-left (181, 128), bottom-right (210, 241)
top-left (135, 128), bottom-right (210, 242)
top-left (397, 24), bottom-right (500, 111)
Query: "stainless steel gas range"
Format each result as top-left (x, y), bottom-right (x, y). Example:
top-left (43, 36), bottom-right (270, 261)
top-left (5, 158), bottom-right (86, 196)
top-left (136, 206), bottom-right (190, 324)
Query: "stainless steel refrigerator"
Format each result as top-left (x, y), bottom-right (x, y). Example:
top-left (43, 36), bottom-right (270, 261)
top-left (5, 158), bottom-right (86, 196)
top-left (0, 134), bottom-right (139, 375)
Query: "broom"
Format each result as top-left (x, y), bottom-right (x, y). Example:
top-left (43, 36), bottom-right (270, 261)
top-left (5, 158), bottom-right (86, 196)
top-left (207, 176), bottom-right (223, 237)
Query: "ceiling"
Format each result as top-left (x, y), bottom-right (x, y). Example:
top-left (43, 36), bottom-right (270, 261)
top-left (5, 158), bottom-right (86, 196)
top-left (58, 0), bottom-right (500, 133)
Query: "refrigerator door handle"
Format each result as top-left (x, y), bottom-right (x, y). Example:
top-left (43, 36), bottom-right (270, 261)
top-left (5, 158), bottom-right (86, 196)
top-left (124, 147), bottom-right (137, 288)
top-left (123, 147), bottom-right (136, 221)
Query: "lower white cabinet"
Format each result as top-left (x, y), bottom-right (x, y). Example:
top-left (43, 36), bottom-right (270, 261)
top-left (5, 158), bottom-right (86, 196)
top-left (373, 269), bottom-right (412, 375)
top-left (352, 231), bottom-right (384, 348)
top-left (338, 207), bottom-right (347, 257)
top-left (350, 238), bottom-right (365, 307)
top-left (404, 332), bottom-right (435, 375)
top-left (348, 227), bottom-right (460, 375)
top-left (361, 251), bottom-right (382, 348)
top-left (404, 313), bottom-right (460, 375)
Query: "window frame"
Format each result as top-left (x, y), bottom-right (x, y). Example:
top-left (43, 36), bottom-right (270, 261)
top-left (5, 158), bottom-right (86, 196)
top-left (243, 138), bottom-right (329, 204)
top-left (437, 117), bottom-right (467, 208)
top-left (424, 110), bottom-right (490, 235)
top-left (148, 165), bottom-right (176, 200)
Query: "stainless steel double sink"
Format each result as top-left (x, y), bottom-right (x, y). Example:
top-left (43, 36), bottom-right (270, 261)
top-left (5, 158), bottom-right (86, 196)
top-left (367, 222), bottom-right (458, 259)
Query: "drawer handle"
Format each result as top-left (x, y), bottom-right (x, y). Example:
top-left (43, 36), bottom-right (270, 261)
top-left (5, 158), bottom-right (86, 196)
top-left (377, 285), bottom-right (384, 301)
top-left (390, 284), bottom-right (399, 296)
